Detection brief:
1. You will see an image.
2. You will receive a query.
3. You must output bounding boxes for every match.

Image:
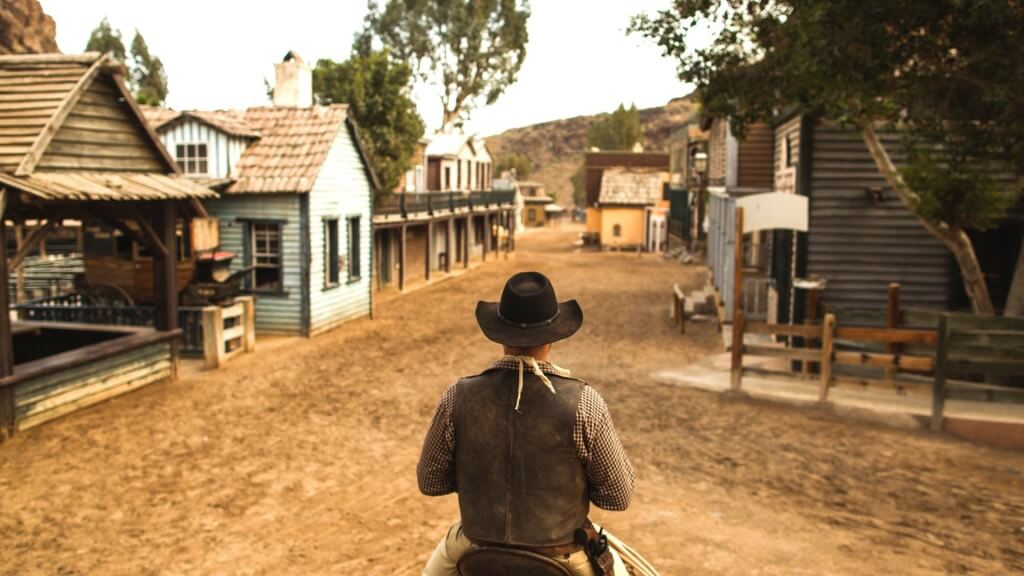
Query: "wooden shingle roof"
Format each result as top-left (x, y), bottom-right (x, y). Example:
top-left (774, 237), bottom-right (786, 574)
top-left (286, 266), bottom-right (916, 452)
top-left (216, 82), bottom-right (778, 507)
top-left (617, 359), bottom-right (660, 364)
top-left (598, 168), bottom-right (668, 205)
top-left (0, 53), bottom-right (215, 202)
top-left (227, 105), bottom-right (350, 194)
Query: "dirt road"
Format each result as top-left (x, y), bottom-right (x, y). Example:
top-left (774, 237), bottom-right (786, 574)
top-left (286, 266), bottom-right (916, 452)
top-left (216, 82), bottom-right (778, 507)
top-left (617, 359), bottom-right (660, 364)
top-left (2, 227), bottom-right (1022, 575)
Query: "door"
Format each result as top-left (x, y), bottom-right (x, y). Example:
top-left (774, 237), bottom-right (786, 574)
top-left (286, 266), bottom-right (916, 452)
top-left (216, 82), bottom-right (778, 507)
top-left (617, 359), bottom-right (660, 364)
top-left (379, 230), bottom-right (393, 286)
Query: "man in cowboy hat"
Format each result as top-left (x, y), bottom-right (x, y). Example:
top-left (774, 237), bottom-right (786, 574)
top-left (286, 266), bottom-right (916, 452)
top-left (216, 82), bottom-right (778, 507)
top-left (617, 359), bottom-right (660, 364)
top-left (417, 271), bottom-right (635, 575)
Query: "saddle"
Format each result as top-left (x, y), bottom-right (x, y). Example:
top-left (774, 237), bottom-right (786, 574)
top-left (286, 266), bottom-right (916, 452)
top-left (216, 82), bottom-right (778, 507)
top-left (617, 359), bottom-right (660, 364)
top-left (457, 546), bottom-right (574, 576)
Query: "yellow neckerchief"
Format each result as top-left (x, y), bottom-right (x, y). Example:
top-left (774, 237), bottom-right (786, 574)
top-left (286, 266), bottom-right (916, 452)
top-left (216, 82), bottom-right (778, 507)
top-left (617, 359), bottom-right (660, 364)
top-left (498, 355), bottom-right (572, 412)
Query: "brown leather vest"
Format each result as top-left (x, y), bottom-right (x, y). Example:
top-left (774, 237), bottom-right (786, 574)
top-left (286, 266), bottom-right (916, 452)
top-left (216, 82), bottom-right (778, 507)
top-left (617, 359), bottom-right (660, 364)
top-left (454, 367), bottom-right (589, 547)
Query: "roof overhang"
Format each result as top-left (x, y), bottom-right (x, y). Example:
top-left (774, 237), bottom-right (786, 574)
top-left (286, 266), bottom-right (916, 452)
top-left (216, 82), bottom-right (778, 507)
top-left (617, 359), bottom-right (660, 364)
top-left (0, 172), bottom-right (218, 202)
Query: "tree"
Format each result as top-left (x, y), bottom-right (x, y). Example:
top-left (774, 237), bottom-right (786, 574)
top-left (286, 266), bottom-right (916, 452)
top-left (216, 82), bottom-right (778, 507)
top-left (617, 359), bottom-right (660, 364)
top-left (85, 20), bottom-right (168, 106)
top-left (632, 0), bottom-right (1024, 315)
top-left (495, 153), bottom-right (533, 179)
top-left (129, 31), bottom-right (168, 106)
top-left (314, 50), bottom-right (425, 191)
top-left (362, 0), bottom-right (530, 129)
top-left (571, 103), bottom-right (646, 207)
top-left (85, 17), bottom-right (125, 62)
top-left (587, 103), bottom-right (642, 151)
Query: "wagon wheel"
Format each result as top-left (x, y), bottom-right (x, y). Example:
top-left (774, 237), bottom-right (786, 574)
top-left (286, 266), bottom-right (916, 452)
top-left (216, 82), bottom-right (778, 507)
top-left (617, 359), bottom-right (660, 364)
top-left (80, 283), bottom-right (135, 307)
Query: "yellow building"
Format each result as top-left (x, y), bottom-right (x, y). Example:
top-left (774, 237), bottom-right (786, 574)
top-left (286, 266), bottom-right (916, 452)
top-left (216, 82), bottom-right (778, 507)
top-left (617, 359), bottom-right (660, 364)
top-left (591, 168), bottom-right (670, 250)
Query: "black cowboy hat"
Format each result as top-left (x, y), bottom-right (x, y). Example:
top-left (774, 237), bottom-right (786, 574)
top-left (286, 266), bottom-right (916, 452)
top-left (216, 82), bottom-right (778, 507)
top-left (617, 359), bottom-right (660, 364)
top-left (476, 271), bottom-right (583, 348)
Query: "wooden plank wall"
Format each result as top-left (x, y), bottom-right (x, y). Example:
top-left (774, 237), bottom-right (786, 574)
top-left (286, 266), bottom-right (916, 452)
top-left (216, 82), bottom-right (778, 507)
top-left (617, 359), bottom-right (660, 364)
top-left (307, 123), bottom-right (373, 336)
top-left (13, 341), bottom-right (171, 431)
top-left (807, 121), bottom-right (950, 310)
top-left (156, 118), bottom-right (248, 179)
top-left (36, 76), bottom-right (166, 172)
top-left (737, 123), bottom-right (774, 189)
top-left (0, 63), bottom-right (78, 172)
top-left (205, 194), bottom-right (304, 334)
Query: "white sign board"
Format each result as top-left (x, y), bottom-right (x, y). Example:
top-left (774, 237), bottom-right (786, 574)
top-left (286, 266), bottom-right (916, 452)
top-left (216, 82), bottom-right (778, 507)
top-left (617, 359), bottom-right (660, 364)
top-left (736, 192), bottom-right (808, 233)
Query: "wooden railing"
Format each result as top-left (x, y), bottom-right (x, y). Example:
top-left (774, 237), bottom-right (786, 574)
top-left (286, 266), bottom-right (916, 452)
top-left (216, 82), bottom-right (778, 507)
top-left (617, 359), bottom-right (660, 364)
top-left (375, 190), bottom-right (514, 217)
top-left (11, 293), bottom-right (257, 362)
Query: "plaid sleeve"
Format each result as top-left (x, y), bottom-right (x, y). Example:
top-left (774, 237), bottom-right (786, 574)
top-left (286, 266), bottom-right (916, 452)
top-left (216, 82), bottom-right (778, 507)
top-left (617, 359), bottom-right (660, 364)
top-left (574, 385), bottom-right (635, 510)
top-left (417, 383), bottom-right (457, 496)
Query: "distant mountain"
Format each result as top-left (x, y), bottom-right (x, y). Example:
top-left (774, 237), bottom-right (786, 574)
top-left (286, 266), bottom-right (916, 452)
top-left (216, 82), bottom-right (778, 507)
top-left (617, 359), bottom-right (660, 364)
top-left (0, 0), bottom-right (58, 55)
top-left (485, 95), bottom-right (699, 206)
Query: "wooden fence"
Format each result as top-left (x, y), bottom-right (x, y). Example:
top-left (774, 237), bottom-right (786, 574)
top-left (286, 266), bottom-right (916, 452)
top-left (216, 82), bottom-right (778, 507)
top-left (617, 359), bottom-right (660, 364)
top-left (13, 294), bottom-right (256, 367)
top-left (727, 284), bottom-right (1024, 431)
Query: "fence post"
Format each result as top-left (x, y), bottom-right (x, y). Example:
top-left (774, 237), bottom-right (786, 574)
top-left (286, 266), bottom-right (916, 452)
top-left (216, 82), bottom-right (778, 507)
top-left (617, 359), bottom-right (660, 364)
top-left (818, 313), bottom-right (836, 402)
top-left (239, 296), bottom-right (256, 352)
top-left (202, 305), bottom-right (224, 370)
top-left (0, 386), bottom-right (15, 441)
top-left (931, 313), bottom-right (950, 432)
top-left (885, 283), bottom-right (901, 383)
top-left (802, 286), bottom-right (820, 376)
top-left (730, 310), bottom-right (745, 391)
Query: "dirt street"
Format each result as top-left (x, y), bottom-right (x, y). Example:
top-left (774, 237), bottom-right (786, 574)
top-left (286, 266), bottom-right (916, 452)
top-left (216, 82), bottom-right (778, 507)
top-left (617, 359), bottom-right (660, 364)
top-left (2, 227), bottom-right (1023, 575)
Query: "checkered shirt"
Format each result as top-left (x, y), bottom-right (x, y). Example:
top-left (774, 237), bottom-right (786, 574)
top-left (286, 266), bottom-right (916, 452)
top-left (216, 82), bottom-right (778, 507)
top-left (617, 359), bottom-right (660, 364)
top-left (417, 359), bottom-right (635, 511)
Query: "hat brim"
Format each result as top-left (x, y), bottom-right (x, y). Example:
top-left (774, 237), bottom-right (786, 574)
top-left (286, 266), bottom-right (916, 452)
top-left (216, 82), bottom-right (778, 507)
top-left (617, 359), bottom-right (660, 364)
top-left (476, 299), bottom-right (583, 348)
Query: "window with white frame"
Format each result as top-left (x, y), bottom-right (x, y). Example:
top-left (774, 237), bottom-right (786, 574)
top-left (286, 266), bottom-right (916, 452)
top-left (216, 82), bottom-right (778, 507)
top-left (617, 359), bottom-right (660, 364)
top-left (324, 218), bottom-right (340, 287)
top-left (249, 221), bottom-right (283, 292)
top-left (175, 143), bottom-right (209, 175)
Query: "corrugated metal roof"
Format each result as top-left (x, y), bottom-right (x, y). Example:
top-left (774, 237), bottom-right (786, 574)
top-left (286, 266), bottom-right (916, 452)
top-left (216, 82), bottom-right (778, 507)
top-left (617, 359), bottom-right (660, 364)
top-left (0, 171), bottom-right (217, 201)
top-left (598, 168), bottom-right (668, 205)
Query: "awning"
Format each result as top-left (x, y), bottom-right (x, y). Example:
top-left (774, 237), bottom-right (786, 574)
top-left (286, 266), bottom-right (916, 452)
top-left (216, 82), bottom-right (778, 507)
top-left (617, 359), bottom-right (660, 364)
top-left (0, 171), bottom-right (219, 201)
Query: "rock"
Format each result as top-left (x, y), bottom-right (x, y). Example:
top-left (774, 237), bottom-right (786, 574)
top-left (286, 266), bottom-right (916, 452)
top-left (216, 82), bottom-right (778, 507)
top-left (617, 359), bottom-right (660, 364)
top-left (0, 0), bottom-right (59, 55)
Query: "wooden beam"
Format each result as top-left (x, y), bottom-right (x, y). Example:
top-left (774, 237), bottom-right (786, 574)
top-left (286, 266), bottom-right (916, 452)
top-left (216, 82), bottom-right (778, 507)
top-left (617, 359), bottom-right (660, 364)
top-left (745, 344), bottom-right (820, 362)
top-left (730, 310), bottom-right (745, 391)
top-left (445, 217), bottom-right (453, 274)
top-left (8, 219), bottom-right (57, 270)
top-left (399, 224), bottom-right (407, 292)
top-left (819, 313), bottom-right (836, 402)
top-left (833, 350), bottom-right (935, 373)
top-left (152, 202), bottom-right (177, 333)
top-left (425, 221), bottom-right (433, 282)
top-left (0, 190), bottom-right (15, 438)
top-left (464, 216), bottom-right (470, 268)
top-left (745, 322), bottom-right (822, 338)
top-left (129, 206), bottom-right (168, 258)
top-left (15, 57), bottom-right (105, 176)
top-left (931, 314), bottom-right (949, 432)
top-left (834, 326), bottom-right (937, 345)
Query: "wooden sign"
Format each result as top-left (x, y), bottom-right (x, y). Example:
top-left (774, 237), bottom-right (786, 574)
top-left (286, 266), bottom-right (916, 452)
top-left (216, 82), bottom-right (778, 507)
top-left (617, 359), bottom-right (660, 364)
top-left (191, 218), bottom-right (219, 251)
top-left (735, 192), bottom-right (808, 233)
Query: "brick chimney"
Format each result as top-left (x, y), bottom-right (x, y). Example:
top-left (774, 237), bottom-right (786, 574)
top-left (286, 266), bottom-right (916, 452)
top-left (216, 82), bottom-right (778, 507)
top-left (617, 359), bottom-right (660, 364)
top-left (273, 50), bottom-right (312, 107)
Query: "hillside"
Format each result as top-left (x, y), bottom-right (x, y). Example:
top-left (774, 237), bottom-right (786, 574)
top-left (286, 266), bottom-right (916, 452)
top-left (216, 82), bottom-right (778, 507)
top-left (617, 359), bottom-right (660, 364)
top-left (486, 95), bottom-right (698, 206)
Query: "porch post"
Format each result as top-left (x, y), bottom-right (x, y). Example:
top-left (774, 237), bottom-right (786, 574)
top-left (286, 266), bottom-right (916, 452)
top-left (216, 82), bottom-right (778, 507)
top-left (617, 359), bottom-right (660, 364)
top-left (446, 217), bottom-right (453, 274)
top-left (399, 224), bottom-right (407, 292)
top-left (153, 202), bottom-right (178, 333)
top-left (0, 193), bottom-right (13, 377)
top-left (464, 216), bottom-right (470, 269)
top-left (425, 221), bottom-right (433, 282)
top-left (482, 213), bottom-right (489, 262)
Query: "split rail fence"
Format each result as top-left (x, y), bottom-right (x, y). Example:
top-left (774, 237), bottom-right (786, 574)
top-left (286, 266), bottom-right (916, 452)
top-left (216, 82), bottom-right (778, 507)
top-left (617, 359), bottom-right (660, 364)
top-left (726, 284), bottom-right (1024, 431)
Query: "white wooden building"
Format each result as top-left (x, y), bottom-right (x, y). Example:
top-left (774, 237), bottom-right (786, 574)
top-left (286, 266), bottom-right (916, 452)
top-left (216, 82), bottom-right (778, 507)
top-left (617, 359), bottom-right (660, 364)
top-left (144, 52), bottom-right (378, 336)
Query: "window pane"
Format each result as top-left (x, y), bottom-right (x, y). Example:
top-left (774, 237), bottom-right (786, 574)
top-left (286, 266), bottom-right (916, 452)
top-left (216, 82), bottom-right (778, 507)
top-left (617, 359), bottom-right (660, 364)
top-left (176, 144), bottom-right (186, 159)
top-left (197, 143), bottom-right (208, 159)
top-left (198, 160), bottom-right (208, 174)
top-left (348, 217), bottom-right (360, 279)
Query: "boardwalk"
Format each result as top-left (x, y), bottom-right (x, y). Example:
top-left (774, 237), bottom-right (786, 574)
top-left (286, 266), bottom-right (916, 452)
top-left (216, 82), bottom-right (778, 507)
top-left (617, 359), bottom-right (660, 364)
top-left (2, 227), bottom-right (1023, 575)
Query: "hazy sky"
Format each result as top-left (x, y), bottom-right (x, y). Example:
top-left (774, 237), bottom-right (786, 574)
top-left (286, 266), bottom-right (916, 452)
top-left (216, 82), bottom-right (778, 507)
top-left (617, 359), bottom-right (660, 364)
top-left (42, 0), bottom-right (692, 136)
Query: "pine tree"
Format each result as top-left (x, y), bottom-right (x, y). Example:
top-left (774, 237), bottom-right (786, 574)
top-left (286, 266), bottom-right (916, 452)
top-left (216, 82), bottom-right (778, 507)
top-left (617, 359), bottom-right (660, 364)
top-left (129, 31), bottom-right (168, 106)
top-left (85, 17), bottom-right (125, 62)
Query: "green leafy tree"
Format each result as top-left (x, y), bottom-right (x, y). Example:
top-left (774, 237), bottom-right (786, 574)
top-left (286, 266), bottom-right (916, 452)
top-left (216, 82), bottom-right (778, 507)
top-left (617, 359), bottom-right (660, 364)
top-left (572, 103), bottom-right (645, 207)
top-left (362, 0), bottom-right (530, 129)
top-left (587, 103), bottom-right (642, 151)
top-left (85, 18), bottom-right (125, 62)
top-left (129, 31), bottom-right (168, 105)
top-left (495, 153), bottom-right (533, 179)
top-left (314, 50), bottom-right (425, 191)
top-left (571, 164), bottom-right (585, 208)
top-left (632, 0), bottom-right (1024, 315)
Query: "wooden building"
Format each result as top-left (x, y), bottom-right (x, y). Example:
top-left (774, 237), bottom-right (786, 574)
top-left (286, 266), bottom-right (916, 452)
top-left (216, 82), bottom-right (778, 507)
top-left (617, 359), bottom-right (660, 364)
top-left (144, 52), bottom-right (377, 337)
top-left (704, 117), bottom-right (774, 197)
top-left (424, 132), bottom-right (494, 192)
top-left (768, 112), bottom-right (1024, 321)
top-left (582, 151), bottom-right (670, 250)
top-left (518, 181), bottom-right (553, 228)
top-left (0, 53), bottom-right (216, 437)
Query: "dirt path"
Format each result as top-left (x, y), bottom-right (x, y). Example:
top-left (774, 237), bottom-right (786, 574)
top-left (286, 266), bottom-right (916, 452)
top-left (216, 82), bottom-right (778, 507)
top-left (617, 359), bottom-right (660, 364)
top-left (2, 226), bottom-right (1022, 575)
